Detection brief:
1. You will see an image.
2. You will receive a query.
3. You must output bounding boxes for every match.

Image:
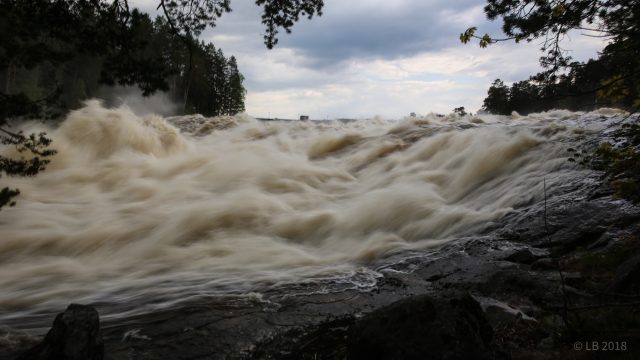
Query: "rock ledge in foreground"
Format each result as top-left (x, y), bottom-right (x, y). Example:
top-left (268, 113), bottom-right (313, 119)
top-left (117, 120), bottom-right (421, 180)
top-left (347, 292), bottom-right (495, 360)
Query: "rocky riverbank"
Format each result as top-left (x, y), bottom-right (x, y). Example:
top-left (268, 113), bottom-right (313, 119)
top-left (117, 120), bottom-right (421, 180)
top-left (4, 165), bottom-right (640, 359)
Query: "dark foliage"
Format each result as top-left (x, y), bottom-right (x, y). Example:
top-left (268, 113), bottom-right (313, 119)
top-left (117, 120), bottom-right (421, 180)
top-left (482, 79), bottom-right (511, 115)
top-left (1, 0), bottom-right (321, 210)
top-left (464, 1), bottom-right (639, 114)
top-left (0, 127), bottom-right (57, 209)
top-left (157, 0), bottom-right (323, 48)
top-left (184, 41), bottom-right (246, 116)
top-left (453, 107), bottom-right (468, 116)
top-left (463, 1), bottom-right (639, 74)
top-left (159, 0), bottom-right (232, 36)
top-left (1, 8), bottom-right (245, 116)
top-left (481, 60), bottom-right (609, 115)
top-left (256, 0), bottom-right (324, 49)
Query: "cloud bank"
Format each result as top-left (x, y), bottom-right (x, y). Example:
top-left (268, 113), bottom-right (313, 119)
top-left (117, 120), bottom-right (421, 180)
top-left (135, 0), bottom-right (607, 118)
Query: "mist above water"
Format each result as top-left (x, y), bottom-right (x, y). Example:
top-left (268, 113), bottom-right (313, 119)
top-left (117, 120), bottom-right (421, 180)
top-left (0, 100), bottom-right (621, 322)
top-left (95, 86), bottom-right (180, 116)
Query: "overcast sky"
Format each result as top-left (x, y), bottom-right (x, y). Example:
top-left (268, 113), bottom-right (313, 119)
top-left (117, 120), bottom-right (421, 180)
top-left (131, 0), bottom-right (606, 119)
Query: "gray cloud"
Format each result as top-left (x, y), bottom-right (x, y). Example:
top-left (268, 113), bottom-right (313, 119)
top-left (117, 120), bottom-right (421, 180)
top-left (210, 0), bottom-right (504, 69)
top-left (280, 0), bottom-right (492, 67)
top-left (128, 0), bottom-right (605, 118)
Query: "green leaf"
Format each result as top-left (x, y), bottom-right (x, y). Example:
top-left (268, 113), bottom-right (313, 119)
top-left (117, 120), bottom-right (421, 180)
top-left (479, 34), bottom-right (492, 48)
top-left (459, 27), bottom-right (477, 44)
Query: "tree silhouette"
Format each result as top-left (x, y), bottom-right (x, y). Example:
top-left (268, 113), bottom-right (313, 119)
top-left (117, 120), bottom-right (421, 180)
top-left (1, 0), bottom-right (323, 209)
top-left (462, 0), bottom-right (639, 110)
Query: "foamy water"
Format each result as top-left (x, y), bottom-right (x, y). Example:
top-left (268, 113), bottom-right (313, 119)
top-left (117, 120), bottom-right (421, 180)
top-left (0, 101), bottom-right (623, 322)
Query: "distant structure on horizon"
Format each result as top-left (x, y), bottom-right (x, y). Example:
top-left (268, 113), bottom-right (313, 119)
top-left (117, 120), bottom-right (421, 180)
top-left (254, 116), bottom-right (357, 123)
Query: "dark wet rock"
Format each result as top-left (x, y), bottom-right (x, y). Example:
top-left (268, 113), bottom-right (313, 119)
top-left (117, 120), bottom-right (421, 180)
top-left (588, 183), bottom-right (615, 200)
top-left (481, 269), bottom-right (563, 309)
top-left (586, 231), bottom-right (613, 249)
top-left (509, 197), bottom-right (639, 251)
top-left (609, 254), bottom-right (640, 294)
top-left (17, 304), bottom-right (103, 360)
top-left (251, 316), bottom-right (354, 360)
top-left (414, 250), bottom-right (507, 289)
top-left (504, 249), bottom-right (539, 264)
top-left (0, 330), bottom-right (39, 360)
top-left (496, 229), bottom-right (522, 241)
top-left (492, 318), bottom-right (550, 356)
top-left (475, 296), bottom-right (538, 325)
top-left (377, 274), bottom-right (407, 289)
top-left (550, 226), bottom-right (608, 255)
top-left (531, 258), bottom-right (558, 271)
top-left (347, 292), bottom-right (494, 360)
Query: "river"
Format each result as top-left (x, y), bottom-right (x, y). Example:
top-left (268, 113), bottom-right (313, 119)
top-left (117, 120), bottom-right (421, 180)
top-left (0, 101), bottom-right (627, 328)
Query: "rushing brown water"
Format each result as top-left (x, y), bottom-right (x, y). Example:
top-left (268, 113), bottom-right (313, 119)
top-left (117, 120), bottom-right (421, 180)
top-left (0, 101), bottom-right (625, 322)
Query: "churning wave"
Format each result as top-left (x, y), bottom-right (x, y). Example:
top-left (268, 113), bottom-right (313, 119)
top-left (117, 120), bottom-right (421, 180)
top-left (0, 100), bottom-right (625, 322)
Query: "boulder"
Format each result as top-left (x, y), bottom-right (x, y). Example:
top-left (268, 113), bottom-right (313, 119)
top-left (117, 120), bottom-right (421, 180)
top-left (18, 304), bottom-right (103, 360)
top-left (504, 249), bottom-right (538, 264)
top-left (347, 292), bottom-right (494, 360)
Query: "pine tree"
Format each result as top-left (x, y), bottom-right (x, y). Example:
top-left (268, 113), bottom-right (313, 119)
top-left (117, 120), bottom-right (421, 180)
top-left (226, 56), bottom-right (246, 115)
top-left (482, 79), bottom-right (510, 115)
top-left (213, 48), bottom-right (229, 115)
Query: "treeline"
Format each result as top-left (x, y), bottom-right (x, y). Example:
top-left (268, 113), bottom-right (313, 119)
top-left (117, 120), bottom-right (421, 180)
top-left (0, 0), bottom-right (324, 211)
top-left (0, 8), bottom-right (245, 118)
top-left (187, 43), bottom-right (246, 116)
top-left (482, 31), bottom-right (638, 116)
top-left (482, 63), bottom-right (602, 115)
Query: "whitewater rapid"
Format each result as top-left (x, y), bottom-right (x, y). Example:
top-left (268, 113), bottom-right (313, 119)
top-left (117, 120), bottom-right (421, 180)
top-left (0, 101), bottom-right (624, 323)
